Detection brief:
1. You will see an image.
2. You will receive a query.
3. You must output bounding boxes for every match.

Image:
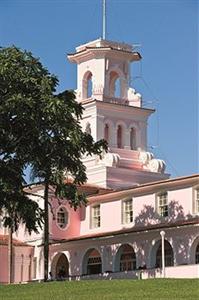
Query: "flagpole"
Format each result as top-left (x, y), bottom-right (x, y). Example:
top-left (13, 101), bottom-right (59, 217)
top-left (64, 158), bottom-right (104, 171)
top-left (103, 0), bottom-right (106, 39)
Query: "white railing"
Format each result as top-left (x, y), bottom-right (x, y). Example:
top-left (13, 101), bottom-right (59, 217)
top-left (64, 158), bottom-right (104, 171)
top-left (65, 264), bottom-right (199, 281)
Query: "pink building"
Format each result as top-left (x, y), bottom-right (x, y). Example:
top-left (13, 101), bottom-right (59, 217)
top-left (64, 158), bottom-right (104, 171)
top-left (0, 38), bottom-right (198, 283)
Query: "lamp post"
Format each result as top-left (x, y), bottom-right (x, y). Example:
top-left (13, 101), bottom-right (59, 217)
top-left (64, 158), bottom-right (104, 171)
top-left (160, 231), bottom-right (165, 278)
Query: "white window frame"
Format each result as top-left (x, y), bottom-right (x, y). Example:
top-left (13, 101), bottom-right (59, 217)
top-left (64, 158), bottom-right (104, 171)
top-left (90, 204), bottom-right (101, 229)
top-left (56, 206), bottom-right (69, 230)
top-left (156, 192), bottom-right (168, 218)
top-left (193, 186), bottom-right (199, 215)
top-left (122, 199), bottom-right (133, 224)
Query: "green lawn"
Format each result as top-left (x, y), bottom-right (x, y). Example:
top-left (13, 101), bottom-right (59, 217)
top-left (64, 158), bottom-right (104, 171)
top-left (0, 279), bottom-right (198, 300)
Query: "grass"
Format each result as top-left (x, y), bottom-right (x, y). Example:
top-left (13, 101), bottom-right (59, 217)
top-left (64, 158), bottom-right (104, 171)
top-left (0, 279), bottom-right (199, 300)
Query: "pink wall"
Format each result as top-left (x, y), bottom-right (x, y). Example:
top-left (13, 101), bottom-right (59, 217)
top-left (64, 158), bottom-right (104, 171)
top-left (14, 247), bottom-right (34, 283)
top-left (0, 245), bottom-right (33, 284)
top-left (168, 188), bottom-right (193, 218)
top-left (1, 184), bottom-right (196, 255)
top-left (80, 186), bottom-right (195, 237)
top-left (0, 245), bottom-right (8, 283)
top-left (50, 197), bottom-right (81, 240)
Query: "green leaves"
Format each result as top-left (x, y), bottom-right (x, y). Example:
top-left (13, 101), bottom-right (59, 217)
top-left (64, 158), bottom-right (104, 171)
top-left (0, 46), bottom-right (57, 233)
top-left (0, 158), bottom-right (44, 233)
top-left (0, 45), bottom-right (107, 237)
top-left (0, 45), bottom-right (108, 281)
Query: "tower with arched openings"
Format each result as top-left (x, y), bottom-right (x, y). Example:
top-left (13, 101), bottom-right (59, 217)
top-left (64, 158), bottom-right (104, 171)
top-left (68, 38), bottom-right (169, 189)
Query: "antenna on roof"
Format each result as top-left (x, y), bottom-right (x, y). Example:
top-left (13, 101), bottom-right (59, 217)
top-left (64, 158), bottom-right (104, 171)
top-left (102, 0), bottom-right (106, 40)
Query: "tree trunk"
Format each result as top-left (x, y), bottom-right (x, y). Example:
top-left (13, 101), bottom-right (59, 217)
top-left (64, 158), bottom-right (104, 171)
top-left (44, 180), bottom-right (49, 282)
top-left (8, 226), bottom-right (13, 284)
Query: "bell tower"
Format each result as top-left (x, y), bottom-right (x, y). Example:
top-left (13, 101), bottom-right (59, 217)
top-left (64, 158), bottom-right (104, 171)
top-left (68, 39), bottom-right (141, 105)
top-left (68, 39), bottom-right (169, 189)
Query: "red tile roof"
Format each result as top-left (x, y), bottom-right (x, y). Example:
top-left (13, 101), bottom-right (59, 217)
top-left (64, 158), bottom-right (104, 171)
top-left (24, 181), bottom-right (113, 197)
top-left (0, 235), bottom-right (33, 247)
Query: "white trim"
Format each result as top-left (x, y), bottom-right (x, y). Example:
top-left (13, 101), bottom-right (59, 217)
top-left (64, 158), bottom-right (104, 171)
top-left (90, 204), bottom-right (101, 229)
top-left (192, 185), bottom-right (199, 215)
top-left (56, 205), bottom-right (70, 231)
top-left (156, 191), bottom-right (169, 218)
top-left (121, 198), bottom-right (133, 225)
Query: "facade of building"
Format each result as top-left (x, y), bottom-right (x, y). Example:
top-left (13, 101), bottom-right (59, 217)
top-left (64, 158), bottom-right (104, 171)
top-left (0, 38), bottom-right (198, 283)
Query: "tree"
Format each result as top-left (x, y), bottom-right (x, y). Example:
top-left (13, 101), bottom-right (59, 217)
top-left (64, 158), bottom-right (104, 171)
top-left (0, 46), bottom-right (107, 281)
top-left (0, 46), bottom-right (50, 281)
top-left (30, 90), bottom-right (107, 281)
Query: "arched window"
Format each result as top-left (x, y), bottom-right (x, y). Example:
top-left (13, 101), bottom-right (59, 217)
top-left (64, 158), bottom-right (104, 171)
top-left (87, 75), bottom-right (92, 98)
top-left (50, 253), bottom-right (69, 280)
top-left (117, 244), bottom-right (136, 271)
top-left (86, 249), bottom-right (102, 275)
top-left (117, 125), bottom-right (123, 148)
top-left (56, 207), bottom-right (68, 229)
top-left (109, 71), bottom-right (121, 98)
top-left (52, 253), bottom-right (69, 279)
top-left (104, 124), bottom-right (109, 143)
top-left (156, 240), bottom-right (174, 267)
top-left (195, 243), bottom-right (199, 264)
top-left (83, 71), bottom-right (93, 99)
top-left (130, 128), bottom-right (136, 150)
top-left (115, 77), bottom-right (121, 98)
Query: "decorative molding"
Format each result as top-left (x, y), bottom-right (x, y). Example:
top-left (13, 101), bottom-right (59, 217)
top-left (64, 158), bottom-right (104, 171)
top-left (148, 159), bottom-right (166, 173)
top-left (139, 151), bottom-right (154, 165)
top-left (139, 151), bottom-right (166, 174)
top-left (128, 88), bottom-right (142, 107)
top-left (95, 151), bottom-right (120, 167)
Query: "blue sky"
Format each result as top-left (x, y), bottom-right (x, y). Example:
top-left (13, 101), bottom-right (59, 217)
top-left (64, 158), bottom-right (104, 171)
top-left (1, 0), bottom-right (198, 178)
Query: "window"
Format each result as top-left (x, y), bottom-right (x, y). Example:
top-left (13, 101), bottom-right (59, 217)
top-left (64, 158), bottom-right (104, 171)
top-left (117, 125), bottom-right (123, 148)
top-left (122, 199), bottom-right (133, 224)
top-left (82, 71), bottom-right (93, 99)
top-left (91, 205), bottom-right (100, 228)
top-left (195, 243), bottom-right (199, 264)
top-left (115, 77), bottom-right (121, 98)
top-left (157, 192), bottom-right (168, 217)
top-left (87, 75), bottom-right (93, 98)
top-left (57, 207), bottom-right (68, 229)
top-left (87, 249), bottom-right (102, 274)
top-left (155, 240), bottom-right (174, 267)
top-left (109, 71), bottom-right (121, 98)
top-left (194, 188), bottom-right (199, 214)
top-left (119, 244), bottom-right (136, 271)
